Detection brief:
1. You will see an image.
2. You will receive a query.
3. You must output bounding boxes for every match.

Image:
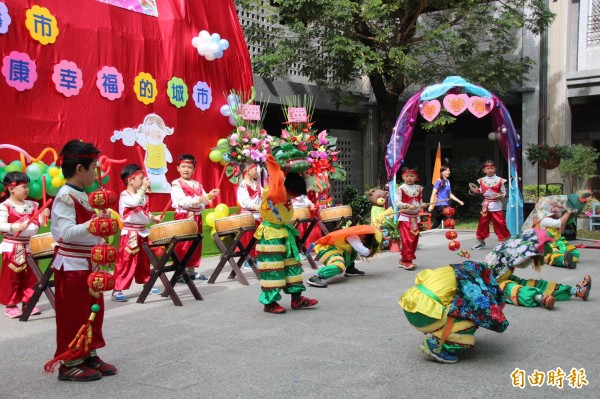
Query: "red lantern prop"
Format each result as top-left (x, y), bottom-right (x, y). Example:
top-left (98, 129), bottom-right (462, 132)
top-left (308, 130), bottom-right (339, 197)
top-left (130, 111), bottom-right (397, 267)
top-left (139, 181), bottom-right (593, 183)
top-left (445, 230), bottom-right (458, 240)
top-left (88, 188), bottom-right (117, 210)
top-left (442, 207), bottom-right (456, 217)
top-left (87, 271), bottom-right (115, 293)
top-left (91, 243), bottom-right (117, 265)
top-left (88, 217), bottom-right (119, 237)
top-left (448, 240), bottom-right (461, 251)
top-left (443, 218), bottom-right (456, 228)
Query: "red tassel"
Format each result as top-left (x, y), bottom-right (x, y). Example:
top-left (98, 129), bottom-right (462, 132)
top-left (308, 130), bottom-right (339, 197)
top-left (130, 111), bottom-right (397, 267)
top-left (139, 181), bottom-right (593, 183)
top-left (44, 316), bottom-right (94, 373)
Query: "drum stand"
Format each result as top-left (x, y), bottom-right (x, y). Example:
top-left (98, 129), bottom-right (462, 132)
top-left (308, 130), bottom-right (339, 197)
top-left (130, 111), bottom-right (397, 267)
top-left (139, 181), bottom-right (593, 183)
top-left (137, 234), bottom-right (203, 306)
top-left (318, 214), bottom-right (358, 236)
top-left (292, 216), bottom-right (319, 270)
top-left (209, 226), bottom-right (259, 285)
top-left (20, 253), bottom-right (56, 322)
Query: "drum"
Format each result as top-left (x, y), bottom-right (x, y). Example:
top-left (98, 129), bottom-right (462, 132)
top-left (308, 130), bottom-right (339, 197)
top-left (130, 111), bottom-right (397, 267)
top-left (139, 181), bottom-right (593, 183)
top-left (319, 205), bottom-right (352, 223)
top-left (215, 213), bottom-right (256, 235)
top-left (30, 232), bottom-right (56, 259)
top-left (291, 206), bottom-right (311, 222)
top-left (149, 220), bottom-right (198, 245)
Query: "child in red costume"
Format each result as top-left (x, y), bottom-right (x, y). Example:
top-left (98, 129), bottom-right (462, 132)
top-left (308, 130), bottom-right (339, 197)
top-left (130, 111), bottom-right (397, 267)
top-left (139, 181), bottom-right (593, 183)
top-left (170, 154), bottom-right (219, 280)
top-left (0, 172), bottom-right (49, 319)
top-left (394, 166), bottom-right (427, 270)
top-left (48, 140), bottom-right (116, 381)
top-left (471, 160), bottom-right (511, 250)
top-left (237, 162), bottom-right (262, 266)
top-left (112, 164), bottom-right (163, 302)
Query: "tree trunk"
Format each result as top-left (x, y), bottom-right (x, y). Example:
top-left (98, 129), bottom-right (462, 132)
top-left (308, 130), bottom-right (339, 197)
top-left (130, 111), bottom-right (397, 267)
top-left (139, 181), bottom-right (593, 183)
top-left (368, 73), bottom-right (401, 186)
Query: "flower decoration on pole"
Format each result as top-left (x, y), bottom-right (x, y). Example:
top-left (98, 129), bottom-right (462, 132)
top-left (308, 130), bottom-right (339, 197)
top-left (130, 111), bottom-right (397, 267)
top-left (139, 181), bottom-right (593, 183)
top-left (210, 88), bottom-right (273, 184)
top-left (525, 143), bottom-right (572, 170)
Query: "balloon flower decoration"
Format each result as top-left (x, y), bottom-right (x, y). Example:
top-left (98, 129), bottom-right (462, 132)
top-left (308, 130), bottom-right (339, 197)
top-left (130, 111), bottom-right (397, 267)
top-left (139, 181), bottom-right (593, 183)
top-left (44, 172), bottom-right (119, 373)
top-left (191, 30), bottom-right (230, 61)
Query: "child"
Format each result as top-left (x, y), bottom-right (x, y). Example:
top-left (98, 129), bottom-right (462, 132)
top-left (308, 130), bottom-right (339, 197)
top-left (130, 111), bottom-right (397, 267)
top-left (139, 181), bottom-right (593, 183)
top-left (306, 225), bottom-right (382, 288)
top-left (394, 166), bottom-right (427, 270)
top-left (112, 164), bottom-right (163, 302)
top-left (428, 164), bottom-right (464, 229)
top-left (0, 172), bottom-right (49, 318)
top-left (237, 162), bottom-right (262, 268)
top-left (171, 154), bottom-right (219, 280)
top-left (471, 160), bottom-right (511, 250)
top-left (254, 155), bottom-right (318, 314)
top-left (48, 139), bottom-right (116, 381)
top-left (484, 230), bottom-right (591, 310)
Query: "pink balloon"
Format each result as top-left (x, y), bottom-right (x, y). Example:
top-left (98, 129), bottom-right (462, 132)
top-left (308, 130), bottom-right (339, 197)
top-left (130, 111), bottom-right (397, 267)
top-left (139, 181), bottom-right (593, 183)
top-left (0, 144), bottom-right (32, 162)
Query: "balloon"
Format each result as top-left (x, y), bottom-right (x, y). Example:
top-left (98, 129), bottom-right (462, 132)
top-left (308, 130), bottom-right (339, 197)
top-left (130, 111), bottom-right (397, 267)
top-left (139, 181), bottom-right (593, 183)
top-left (211, 33), bottom-right (221, 43)
top-left (219, 104), bottom-right (231, 116)
top-left (228, 116), bottom-right (236, 126)
top-left (227, 93), bottom-right (240, 104)
top-left (26, 164), bottom-right (42, 181)
top-left (219, 39), bottom-right (229, 51)
top-left (48, 166), bottom-right (60, 178)
top-left (4, 162), bottom-right (21, 173)
top-left (217, 138), bottom-right (228, 146)
top-left (208, 42), bottom-right (219, 54)
top-left (198, 43), bottom-right (209, 56)
top-left (102, 175), bottom-right (110, 185)
top-left (191, 36), bottom-right (201, 47)
top-left (219, 159), bottom-right (228, 166)
top-left (214, 203), bottom-right (229, 219)
top-left (205, 53), bottom-right (216, 61)
top-left (205, 212), bottom-right (217, 227)
top-left (51, 176), bottom-right (63, 187)
top-left (45, 182), bottom-right (60, 196)
top-left (209, 150), bottom-right (223, 163)
top-left (199, 30), bottom-right (210, 40)
top-left (28, 180), bottom-right (43, 200)
top-left (215, 50), bottom-right (224, 59)
top-left (34, 161), bottom-right (47, 174)
top-left (84, 180), bottom-right (99, 193)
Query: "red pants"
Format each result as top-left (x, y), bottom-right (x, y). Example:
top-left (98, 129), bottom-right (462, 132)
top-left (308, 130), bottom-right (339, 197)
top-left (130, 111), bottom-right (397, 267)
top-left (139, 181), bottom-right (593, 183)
top-left (399, 220), bottom-right (419, 262)
top-left (174, 213), bottom-right (202, 268)
top-left (0, 252), bottom-right (37, 306)
top-left (476, 210), bottom-right (511, 241)
top-left (113, 233), bottom-right (151, 291)
top-left (54, 268), bottom-right (105, 357)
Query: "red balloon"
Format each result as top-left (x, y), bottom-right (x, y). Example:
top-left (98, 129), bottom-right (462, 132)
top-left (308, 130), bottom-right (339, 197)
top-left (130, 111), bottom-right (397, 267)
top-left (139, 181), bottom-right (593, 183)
top-left (442, 207), bottom-right (456, 217)
top-left (444, 218), bottom-right (456, 228)
top-left (448, 240), bottom-right (461, 251)
top-left (445, 230), bottom-right (458, 240)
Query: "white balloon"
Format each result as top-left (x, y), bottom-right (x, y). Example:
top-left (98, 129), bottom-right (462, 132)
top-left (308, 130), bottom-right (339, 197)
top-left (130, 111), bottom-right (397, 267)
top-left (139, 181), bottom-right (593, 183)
top-left (205, 53), bottom-right (216, 61)
top-left (198, 43), bottom-right (209, 55)
top-left (211, 33), bottom-right (221, 43)
top-left (191, 37), bottom-right (201, 48)
top-left (215, 50), bottom-right (224, 59)
top-left (199, 30), bottom-right (210, 40)
top-left (220, 104), bottom-right (231, 116)
top-left (487, 132), bottom-right (496, 141)
top-left (228, 116), bottom-right (236, 126)
top-left (209, 42), bottom-right (219, 53)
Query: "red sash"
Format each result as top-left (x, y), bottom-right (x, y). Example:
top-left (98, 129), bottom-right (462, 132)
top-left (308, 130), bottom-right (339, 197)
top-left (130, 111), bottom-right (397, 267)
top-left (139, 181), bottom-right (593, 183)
top-left (2, 201), bottom-right (39, 271)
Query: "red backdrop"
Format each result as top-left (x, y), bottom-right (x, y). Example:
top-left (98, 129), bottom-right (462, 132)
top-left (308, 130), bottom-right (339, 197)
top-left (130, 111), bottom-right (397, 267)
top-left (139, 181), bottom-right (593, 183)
top-left (0, 0), bottom-right (253, 209)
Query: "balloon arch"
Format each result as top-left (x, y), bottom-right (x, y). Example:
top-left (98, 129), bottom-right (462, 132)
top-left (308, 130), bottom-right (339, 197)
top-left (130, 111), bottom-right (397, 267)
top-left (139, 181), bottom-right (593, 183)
top-left (385, 76), bottom-right (524, 235)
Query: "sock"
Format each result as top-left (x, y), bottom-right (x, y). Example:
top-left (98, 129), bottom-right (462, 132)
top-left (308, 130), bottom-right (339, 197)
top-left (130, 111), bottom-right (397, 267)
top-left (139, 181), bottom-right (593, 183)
top-left (534, 294), bottom-right (542, 303)
top-left (571, 287), bottom-right (577, 295)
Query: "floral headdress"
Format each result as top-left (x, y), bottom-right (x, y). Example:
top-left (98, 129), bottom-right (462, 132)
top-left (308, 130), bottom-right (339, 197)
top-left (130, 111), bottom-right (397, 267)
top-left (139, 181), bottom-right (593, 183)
top-left (212, 88), bottom-right (273, 184)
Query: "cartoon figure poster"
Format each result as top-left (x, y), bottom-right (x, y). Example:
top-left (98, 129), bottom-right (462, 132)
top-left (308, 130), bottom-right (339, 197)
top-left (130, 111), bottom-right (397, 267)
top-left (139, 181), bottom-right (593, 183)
top-left (111, 113), bottom-right (173, 192)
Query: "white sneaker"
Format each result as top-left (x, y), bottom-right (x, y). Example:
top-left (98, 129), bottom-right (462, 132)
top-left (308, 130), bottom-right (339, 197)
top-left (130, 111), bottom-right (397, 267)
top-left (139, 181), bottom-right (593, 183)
top-left (471, 240), bottom-right (486, 250)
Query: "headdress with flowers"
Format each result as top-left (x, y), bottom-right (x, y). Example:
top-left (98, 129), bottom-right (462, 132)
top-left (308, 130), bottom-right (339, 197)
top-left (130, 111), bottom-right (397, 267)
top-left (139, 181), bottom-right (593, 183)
top-left (212, 88), bottom-right (273, 185)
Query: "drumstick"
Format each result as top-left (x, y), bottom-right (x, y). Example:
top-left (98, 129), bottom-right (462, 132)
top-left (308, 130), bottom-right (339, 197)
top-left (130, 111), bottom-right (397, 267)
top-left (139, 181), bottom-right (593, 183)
top-left (215, 166), bottom-right (227, 189)
top-left (136, 146), bottom-right (151, 193)
top-left (42, 175), bottom-right (48, 226)
top-left (14, 199), bottom-right (53, 238)
top-left (159, 198), bottom-right (172, 221)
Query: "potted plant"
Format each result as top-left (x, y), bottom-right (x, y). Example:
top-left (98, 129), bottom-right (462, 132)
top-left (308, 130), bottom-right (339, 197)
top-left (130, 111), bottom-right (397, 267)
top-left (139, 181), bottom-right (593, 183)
top-left (380, 217), bottom-right (401, 252)
top-left (525, 143), bottom-right (572, 170)
top-left (559, 144), bottom-right (599, 194)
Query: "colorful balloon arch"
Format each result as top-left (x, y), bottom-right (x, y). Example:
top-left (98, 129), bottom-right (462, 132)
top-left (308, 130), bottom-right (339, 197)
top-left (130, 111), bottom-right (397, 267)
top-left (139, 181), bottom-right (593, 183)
top-left (385, 76), bottom-right (524, 235)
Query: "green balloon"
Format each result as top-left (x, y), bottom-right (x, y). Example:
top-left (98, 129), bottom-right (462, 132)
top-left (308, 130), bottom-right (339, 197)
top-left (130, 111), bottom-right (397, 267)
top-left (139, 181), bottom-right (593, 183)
top-left (34, 161), bottom-right (47, 174)
top-left (4, 164), bottom-right (21, 173)
top-left (102, 175), bottom-right (109, 185)
top-left (26, 164), bottom-right (42, 181)
top-left (45, 182), bottom-right (61, 197)
top-left (84, 180), bottom-right (99, 193)
top-left (28, 180), bottom-right (43, 200)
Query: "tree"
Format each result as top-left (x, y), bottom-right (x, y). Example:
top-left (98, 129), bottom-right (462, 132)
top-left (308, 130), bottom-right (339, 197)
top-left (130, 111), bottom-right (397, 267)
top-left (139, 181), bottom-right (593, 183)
top-left (237, 0), bottom-right (554, 184)
top-left (559, 144), bottom-right (599, 194)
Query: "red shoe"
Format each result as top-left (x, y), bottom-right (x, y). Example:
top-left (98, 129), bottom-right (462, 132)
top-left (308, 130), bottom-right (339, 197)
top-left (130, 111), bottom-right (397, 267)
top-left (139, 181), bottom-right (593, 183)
top-left (58, 364), bottom-right (102, 382)
top-left (399, 260), bottom-right (417, 271)
top-left (291, 296), bottom-right (318, 310)
top-left (84, 356), bottom-right (118, 376)
top-left (540, 295), bottom-right (555, 310)
top-left (264, 302), bottom-right (286, 314)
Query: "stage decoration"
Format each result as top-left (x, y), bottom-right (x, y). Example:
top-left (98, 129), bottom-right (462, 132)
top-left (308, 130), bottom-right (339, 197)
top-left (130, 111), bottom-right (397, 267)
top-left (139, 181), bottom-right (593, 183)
top-left (167, 77), bottom-right (188, 108)
top-left (211, 88), bottom-right (273, 184)
top-left (97, 0), bottom-right (158, 17)
top-left (191, 30), bottom-right (230, 61)
top-left (0, 2), bottom-right (11, 34)
top-left (192, 81), bottom-right (212, 110)
top-left (134, 72), bottom-right (157, 105)
top-left (386, 76), bottom-right (523, 235)
top-left (2, 51), bottom-right (38, 91)
top-left (25, 5), bottom-right (59, 45)
top-left (52, 60), bottom-right (83, 97)
top-left (111, 113), bottom-right (174, 193)
top-left (419, 100), bottom-right (441, 122)
top-left (96, 66), bottom-right (124, 101)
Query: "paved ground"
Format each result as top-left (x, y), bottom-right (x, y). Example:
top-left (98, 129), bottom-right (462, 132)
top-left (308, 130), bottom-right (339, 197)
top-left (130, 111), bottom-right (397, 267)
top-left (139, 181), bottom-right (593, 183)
top-left (0, 230), bottom-right (598, 399)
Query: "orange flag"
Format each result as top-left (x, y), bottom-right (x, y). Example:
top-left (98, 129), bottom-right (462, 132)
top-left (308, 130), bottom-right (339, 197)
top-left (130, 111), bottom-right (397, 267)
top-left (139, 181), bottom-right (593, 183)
top-left (432, 143), bottom-right (441, 184)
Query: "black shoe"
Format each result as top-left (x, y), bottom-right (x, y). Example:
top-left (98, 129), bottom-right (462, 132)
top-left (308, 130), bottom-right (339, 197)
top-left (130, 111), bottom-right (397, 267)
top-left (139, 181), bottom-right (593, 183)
top-left (306, 275), bottom-right (328, 288)
top-left (345, 266), bottom-right (365, 277)
top-left (563, 251), bottom-right (576, 269)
